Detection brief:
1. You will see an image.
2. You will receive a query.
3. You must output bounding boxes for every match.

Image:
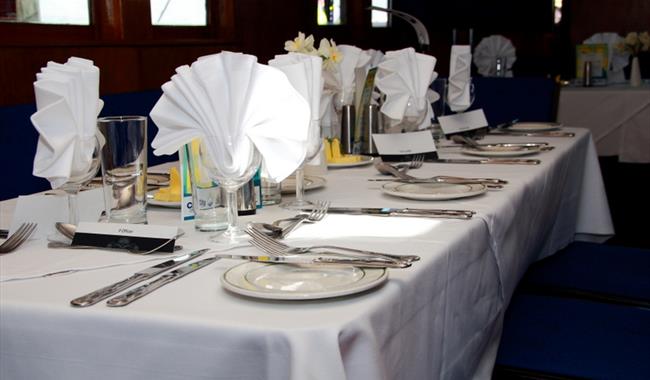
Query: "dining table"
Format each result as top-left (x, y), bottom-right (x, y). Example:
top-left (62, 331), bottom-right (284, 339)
top-left (0, 127), bottom-right (613, 380)
top-left (557, 83), bottom-right (650, 163)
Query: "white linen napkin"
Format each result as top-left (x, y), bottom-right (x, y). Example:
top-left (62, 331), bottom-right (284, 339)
top-left (150, 51), bottom-right (310, 182)
top-left (473, 35), bottom-right (516, 77)
top-left (447, 45), bottom-right (472, 112)
top-left (375, 47), bottom-right (438, 131)
top-left (268, 53), bottom-right (323, 163)
top-left (583, 33), bottom-right (630, 84)
top-left (31, 57), bottom-right (103, 189)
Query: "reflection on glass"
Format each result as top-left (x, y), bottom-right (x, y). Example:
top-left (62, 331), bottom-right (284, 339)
top-left (0, 0), bottom-right (89, 25)
top-left (317, 0), bottom-right (343, 26)
top-left (150, 0), bottom-right (206, 26)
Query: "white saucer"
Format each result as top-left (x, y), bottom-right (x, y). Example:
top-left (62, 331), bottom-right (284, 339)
top-left (221, 262), bottom-right (387, 300)
top-left (281, 175), bottom-right (326, 194)
top-left (461, 144), bottom-right (542, 157)
top-left (381, 182), bottom-right (487, 201)
top-left (328, 155), bottom-right (374, 168)
top-left (507, 122), bottom-right (562, 132)
top-left (146, 190), bottom-right (181, 208)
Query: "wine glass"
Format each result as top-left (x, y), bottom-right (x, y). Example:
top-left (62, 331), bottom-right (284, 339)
top-left (281, 119), bottom-right (322, 210)
top-left (198, 137), bottom-right (261, 244)
top-left (59, 136), bottom-right (101, 226)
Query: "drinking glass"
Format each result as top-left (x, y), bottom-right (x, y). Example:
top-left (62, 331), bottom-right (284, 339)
top-left (97, 116), bottom-right (148, 224)
top-left (198, 137), bottom-right (261, 244)
top-left (281, 119), bottom-right (322, 210)
top-left (59, 136), bottom-right (101, 225)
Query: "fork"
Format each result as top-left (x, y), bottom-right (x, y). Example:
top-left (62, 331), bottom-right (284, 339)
top-left (270, 200), bottom-right (330, 238)
top-left (246, 224), bottom-right (419, 264)
top-left (394, 154), bottom-right (425, 171)
top-left (0, 222), bottom-right (37, 254)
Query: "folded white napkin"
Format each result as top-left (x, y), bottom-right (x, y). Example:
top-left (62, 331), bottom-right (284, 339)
top-left (473, 35), bottom-right (516, 77)
top-left (269, 53), bottom-right (323, 162)
top-left (584, 33), bottom-right (630, 83)
top-left (321, 44), bottom-right (372, 135)
top-left (447, 45), bottom-right (472, 112)
top-left (31, 57), bottom-right (103, 189)
top-left (150, 51), bottom-right (310, 182)
top-left (375, 47), bottom-right (438, 131)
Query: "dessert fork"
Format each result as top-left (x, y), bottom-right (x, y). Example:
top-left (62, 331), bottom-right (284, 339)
top-left (0, 222), bottom-right (37, 254)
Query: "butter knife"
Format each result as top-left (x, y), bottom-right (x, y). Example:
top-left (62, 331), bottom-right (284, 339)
top-left (211, 254), bottom-right (411, 268)
top-left (318, 207), bottom-right (475, 219)
top-left (428, 158), bottom-right (541, 165)
top-left (70, 248), bottom-right (209, 307)
top-left (106, 256), bottom-right (219, 307)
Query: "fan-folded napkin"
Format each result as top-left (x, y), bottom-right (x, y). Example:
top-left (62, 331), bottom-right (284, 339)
top-left (31, 57), bottom-right (103, 189)
top-left (447, 45), bottom-right (472, 112)
top-left (150, 51), bottom-right (310, 182)
top-left (375, 47), bottom-right (437, 130)
top-left (473, 35), bottom-right (516, 77)
top-left (269, 53), bottom-right (322, 161)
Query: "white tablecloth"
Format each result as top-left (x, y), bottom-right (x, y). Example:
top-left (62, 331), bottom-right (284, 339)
top-left (0, 128), bottom-right (613, 380)
top-left (557, 84), bottom-right (650, 163)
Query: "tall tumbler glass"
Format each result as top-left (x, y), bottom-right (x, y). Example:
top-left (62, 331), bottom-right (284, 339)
top-left (97, 116), bottom-right (148, 224)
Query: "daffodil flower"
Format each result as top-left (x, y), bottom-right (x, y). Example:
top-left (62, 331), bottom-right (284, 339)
top-left (284, 32), bottom-right (315, 54)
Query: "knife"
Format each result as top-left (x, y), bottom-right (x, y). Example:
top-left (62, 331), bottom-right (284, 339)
top-left (489, 131), bottom-right (575, 137)
top-left (211, 253), bottom-right (411, 268)
top-left (428, 158), bottom-right (541, 165)
top-left (314, 207), bottom-right (475, 219)
top-left (106, 256), bottom-right (220, 307)
top-left (70, 248), bottom-right (209, 307)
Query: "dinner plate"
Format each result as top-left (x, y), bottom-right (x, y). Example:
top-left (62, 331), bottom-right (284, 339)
top-left (327, 155), bottom-right (374, 168)
top-left (146, 190), bottom-right (181, 208)
top-left (507, 122), bottom-right (562, 132)
top-left (281, 175), bottom-right (326, 194)
top-left (461, 144), bottom-right (542, 157)
top-left (221, 261), bottom-right (387, 300)
top-left (381, 181), bottom-right (487, 201)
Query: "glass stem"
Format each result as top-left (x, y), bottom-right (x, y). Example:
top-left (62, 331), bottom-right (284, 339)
top-left (225, 187), bottom-right (238, 236)
top-left (66, 190), bottom-right (79, 226)
top-left (295, 167), bottom-right (305, 203)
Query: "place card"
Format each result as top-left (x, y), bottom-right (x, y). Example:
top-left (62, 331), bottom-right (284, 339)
top-left (10, 188), bottom-right (105, 239)
top-left (438, 109), bottom-right (488, 135)
top-left (372, 130), bottom-right (438, 161)
top-left (71, 222), bottom-right (178, 253)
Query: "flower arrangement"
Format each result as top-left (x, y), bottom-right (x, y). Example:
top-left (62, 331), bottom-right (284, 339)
top-left (284, 32), bottom-right (342, 70)
top-left (617, 31), bottom-right (650, 56)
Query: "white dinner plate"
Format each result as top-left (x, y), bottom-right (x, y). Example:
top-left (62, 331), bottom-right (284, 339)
top-left (328, 155), bottom-right (374, 168)
top-left (507, 122), bottom-right (562, 132)
top-left (461, 144), bottom-right (542, 157)
top-left (281, 175), bottom-right (326, 194)
top-left (221, 262), bottom-right (388, 300)
top-left (146, 190), bottom-right (181, 208)
top-left (381, 181), bottom-right (487, 201)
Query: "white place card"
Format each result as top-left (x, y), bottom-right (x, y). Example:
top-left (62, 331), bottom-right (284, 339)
top-left (10, 188), bottom-right (105, 239)
top-left (372, 130), bottom-right (437, 155)
top-left (438, 108), bottom-right (488, 135)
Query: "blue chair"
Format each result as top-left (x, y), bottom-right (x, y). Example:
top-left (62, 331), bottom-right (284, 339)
top-left (519, 242), bottom-right (650, 308)
top-left (494, 293), bottom-right (650, 379)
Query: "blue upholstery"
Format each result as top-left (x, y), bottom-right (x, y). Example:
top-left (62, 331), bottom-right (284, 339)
top-left (520, 242), bottom-right (650, 307)
top-left (0, 90), bottom-right (176, 201)
top-left (469, 77), bottom-right (557, 127)
top-left (495, 293), bottom-right (650, 379)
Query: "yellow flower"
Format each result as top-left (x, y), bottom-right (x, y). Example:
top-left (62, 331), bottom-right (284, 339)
top-left (284, 32), bottom-right (315, 54)
top-left (625, 32), bottom-right (638, 46)
top-left (318, 38), bottom-right (342, 70)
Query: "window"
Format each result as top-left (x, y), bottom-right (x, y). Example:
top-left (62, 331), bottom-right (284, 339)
top-left (150, 0), bottom-right (206, 26)
top-left (371, 0), bottom-right (390, 28)
top-left (553, 0), bottom-right (562, 24)
top-left (0, 0), bottom-right (89, 25)
top-left (317, 0), bottom-right (343, 26)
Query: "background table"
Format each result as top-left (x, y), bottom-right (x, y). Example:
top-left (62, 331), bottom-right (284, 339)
top-left (0, 128), bottom-right (613, 380)
top-left (557, 84), bottom-right (650, 163)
